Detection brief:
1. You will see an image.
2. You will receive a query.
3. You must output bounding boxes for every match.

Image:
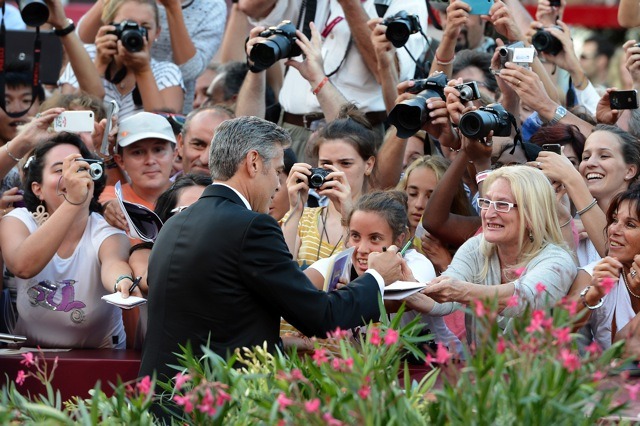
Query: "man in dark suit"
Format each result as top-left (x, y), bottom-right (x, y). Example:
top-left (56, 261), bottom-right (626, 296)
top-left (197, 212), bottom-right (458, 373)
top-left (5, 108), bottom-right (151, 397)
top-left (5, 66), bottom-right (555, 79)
top-left (140, 116), bottom-right (405, 383)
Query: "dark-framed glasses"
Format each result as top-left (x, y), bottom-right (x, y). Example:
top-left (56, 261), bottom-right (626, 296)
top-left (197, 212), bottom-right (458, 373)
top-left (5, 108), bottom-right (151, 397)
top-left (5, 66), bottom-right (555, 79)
top-left (477, 197), bottom-right (518, 213)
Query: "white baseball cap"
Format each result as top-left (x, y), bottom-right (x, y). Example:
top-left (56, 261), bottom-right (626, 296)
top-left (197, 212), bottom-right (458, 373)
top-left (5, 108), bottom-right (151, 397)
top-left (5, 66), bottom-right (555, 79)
top-left (117, 112), bottom-right (177, 148)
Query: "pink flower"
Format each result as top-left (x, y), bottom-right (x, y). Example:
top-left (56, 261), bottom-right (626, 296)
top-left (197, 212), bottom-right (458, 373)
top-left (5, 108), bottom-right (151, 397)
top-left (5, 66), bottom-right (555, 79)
top-left (290, 369), bottom-right (304, 381)
top-left (625, 383), bottom-right (640, 400)
top-left (526, 310), bottom-right (551, 333)
top-left (174, 395), bottom-right (194, 413)
top-left (312, 349), bottom-right (328, 365)
top-left (514, 267), bottom-right (525, 277)
top-left (323, 412), bottom-right (344, 426)
top-left (197, 388), bottom-right (217, 416)
top-left (384, 329), bottom-right (399, 346)
top-left (496, 337), bottom-right (506, 354)
top-left (559, 348), bottom-right (580, 372)
top-left (585, 341), bottom-right (601, 355)
top-left (552, 327), bottom-right (571, 345)
top-left (136, 375), bottom-right (152, 396)
top-left (507, 294), bottom-right (519, 308)
top-left (600, 276), bottom-right (616, 295)
top-left (216, 390), bottom-right (232, 406)
top-left (328, 327), bottom-right (350, 339)
top-left (174, 372), bottom-right (191, 390)
top-left (276, 393), bottom-right (294, 411)
top-left (358, 384), bottom-right (371, 399)
top-left (304, 398), bottom-right (320, 413)
top-left (592, 371), bottom-right (606, 381)
top-left (370, 328), bottom-right (381, 346)
top-left (20, 352), bottom-right (35, 367)
top-left (535, 282), bottom-right (547, 294)
top-left (560, 297), bottom-right (578, 316)
top-left (473, 300), bottom-right (486, 317)
top-left (331, 358), bottom-right (342, 370)
top-left (435, 343), bottom-right (452, 364)
top-left (16, 370), bottom-right (27, 386)
top-left (343, 358), bottom-right (354, 370)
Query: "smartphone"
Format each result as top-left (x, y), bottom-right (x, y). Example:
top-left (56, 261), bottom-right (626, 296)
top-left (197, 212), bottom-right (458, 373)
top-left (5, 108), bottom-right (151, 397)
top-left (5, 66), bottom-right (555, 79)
top-left (549, 0), bottom-right (561, 6)
top-left (462, 0), bottom-right (493, 15)
top-left (542, 144), bottom-right (562, 155)
top-left (54, 111), bottom-right (95, 133)
top-left (609, 90), bottom-right (639, 110)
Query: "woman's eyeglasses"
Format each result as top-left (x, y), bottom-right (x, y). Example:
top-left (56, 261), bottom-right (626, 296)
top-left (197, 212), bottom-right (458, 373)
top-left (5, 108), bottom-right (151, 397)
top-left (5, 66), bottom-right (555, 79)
top-left (477, 197), bottom-right (518, 213)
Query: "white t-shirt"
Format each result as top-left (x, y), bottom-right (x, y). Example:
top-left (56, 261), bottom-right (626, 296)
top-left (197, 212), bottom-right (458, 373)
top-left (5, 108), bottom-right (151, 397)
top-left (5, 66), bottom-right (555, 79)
top-left (10, 208), bottom-right (127, 349)
top-left (309, 249), bottom-right (462, 349)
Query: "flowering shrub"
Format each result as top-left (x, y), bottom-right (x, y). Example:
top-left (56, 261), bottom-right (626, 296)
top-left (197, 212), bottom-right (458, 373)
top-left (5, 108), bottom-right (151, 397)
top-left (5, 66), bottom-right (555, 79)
top-left (0, 297), bottom-right (636, 424)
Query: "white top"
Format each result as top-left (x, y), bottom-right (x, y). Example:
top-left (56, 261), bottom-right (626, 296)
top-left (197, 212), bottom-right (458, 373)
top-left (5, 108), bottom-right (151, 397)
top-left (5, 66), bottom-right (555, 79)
top-left (252, 0), bottom-right (427, 114)
top-left (581, 261), bottom-right (636, 349)
top-left (58, 44), bottom-right (184, 122)
top-left (577, 237), bottom-right (601, 268)
top-left (310, 249), bottom-right (462, 350)
top-left (10, 208), bottom-right (127, 349)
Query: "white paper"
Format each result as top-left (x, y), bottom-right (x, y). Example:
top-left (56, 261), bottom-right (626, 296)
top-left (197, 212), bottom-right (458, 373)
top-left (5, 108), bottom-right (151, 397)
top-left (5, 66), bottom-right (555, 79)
top-left (114, 181), bottom-right (162, 242)
top-left (101, 292), bottom-right (147, 309)
top-left (383, 281), bottom-right (426, 301)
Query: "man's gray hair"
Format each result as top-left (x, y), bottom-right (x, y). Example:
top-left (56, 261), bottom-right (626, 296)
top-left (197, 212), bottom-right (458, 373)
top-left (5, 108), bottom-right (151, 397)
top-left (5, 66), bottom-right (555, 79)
top-left (209, 116), bottom-right (291, 180)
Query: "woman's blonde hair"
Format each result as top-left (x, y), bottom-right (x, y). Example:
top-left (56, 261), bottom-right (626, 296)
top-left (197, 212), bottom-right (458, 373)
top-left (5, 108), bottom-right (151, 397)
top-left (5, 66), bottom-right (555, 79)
top-left (102, 0), bottom-right (160, 28)
top-left (478, 166), bottom-right (567, 280)
top-left (396, 155), bottom-right (473, 216)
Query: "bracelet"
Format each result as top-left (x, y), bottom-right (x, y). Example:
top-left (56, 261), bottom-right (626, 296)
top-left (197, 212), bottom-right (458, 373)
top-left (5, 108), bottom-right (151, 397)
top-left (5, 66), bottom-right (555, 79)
top-left (573, 74), bottom-right (588, 90)
top-left (435, 51), bottom-right (455, 66)
top-left (5, 142), bottom-right (21, 162)
top-left (114, 274), bottom-right (134, 293)
top-left (312, 77), bottom-right (329, 96)
top-left (579, 285), bottom-right (604, 310)
top-left (475, 169), bottom-right (492, 185)
top-left (560, 217), bottom-right (572, 228)
top-left (54, 18), bottom-right (75, 37)
top-left (576, 198), bottom-right (598, 216)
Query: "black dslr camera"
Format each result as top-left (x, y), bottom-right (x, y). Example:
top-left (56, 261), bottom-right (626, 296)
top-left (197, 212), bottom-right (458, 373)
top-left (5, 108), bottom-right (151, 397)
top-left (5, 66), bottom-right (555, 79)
top-left (17, 0), bottom-right (49, 27)
top-left (454, 81), bottom-right (481, 102)
top-left (383, 11), bottom-right (421, 48)
top-left (531, 26), bottom-right (563, 56)
top-left (109, 21), bottom-right (148, 53)
top-left (75, 158), bottom-right (104, 181)
top-left (459, 103), bottom-right (512, 139)
top-left (249, 20), bottom-right (302, 72)
top-left (302, 168), bottom-right (331, 189)
top-left (388, 73), bottom-right (448, 139)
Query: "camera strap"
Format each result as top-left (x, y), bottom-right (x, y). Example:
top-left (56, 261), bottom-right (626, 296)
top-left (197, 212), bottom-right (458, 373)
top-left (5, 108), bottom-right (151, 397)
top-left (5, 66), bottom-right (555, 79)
top-left (104, 60), bottom-right (128, 86)
top-left (0, 3), bottom-right (42, 118)
top-left (506, 112), bottom-right (523, 155)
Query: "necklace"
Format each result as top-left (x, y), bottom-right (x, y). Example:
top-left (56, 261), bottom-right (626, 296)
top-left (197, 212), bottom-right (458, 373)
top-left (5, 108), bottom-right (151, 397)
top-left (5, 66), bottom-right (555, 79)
top-left (623, 269), bottom-right (640, 299)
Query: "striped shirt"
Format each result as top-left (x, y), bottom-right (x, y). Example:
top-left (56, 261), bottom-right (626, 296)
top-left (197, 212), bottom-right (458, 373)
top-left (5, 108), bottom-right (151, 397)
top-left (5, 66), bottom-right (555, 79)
top-left (295, 207), bottom-right (345, 269)
top-left (58, 44), bottom-right (184, 122)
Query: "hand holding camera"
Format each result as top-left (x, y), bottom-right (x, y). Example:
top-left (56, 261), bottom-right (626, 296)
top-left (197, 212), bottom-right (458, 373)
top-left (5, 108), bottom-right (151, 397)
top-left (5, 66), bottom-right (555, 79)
top-left (623, 40), bottom-right (640, 86)
top-left (382, 11), bottom-right (422, 48)
top-left (61, 154), bottom-right (96, 207)
top-left (248, 20), bottom-right (301, 72)
top-left (280, 22), bottom-right (327, 90)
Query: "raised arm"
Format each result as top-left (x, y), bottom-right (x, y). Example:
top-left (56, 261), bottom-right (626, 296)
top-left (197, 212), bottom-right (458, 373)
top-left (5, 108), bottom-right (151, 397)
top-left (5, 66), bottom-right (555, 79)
top-left (618, 0), bottom-right (640, 28)
top-left (338, 0), bottom-right (379, 81)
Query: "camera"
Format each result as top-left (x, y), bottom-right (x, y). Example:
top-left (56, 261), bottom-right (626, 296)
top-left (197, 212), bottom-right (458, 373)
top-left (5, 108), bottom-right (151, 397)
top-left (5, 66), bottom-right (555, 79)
top-left (17, 0), bottom-right (49, 27)
top-left (249, 20), bottom-right (302, 72)
top-left (454, 81), bottom-right (481, 102)
top-left (307, 168), bottom-right (331, 189)
top-left (459, 103), bottom-right (512, 139)
top-left (108, 21), bottom-right (148, 53)
top-left (383, 11), bottom-right (421, 48)
top-left (388, 73), bottom-right (448, 139)
top-left (531, 27), bottom-right (563, 56)
top-left (609, 89), bottom-right (639, 110)
top-left (76, 159), bottom-right (104, 181)
top-left (499, 41), bottom-right (535, 69)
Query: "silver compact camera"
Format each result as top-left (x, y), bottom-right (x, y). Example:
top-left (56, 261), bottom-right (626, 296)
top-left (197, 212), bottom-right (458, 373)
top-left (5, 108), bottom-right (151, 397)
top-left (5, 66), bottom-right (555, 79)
top-left (454, 81), bottom-right (481, 102)
top-left (499, 41), bottom-right (536, 69)
top-left (76, 158), bottom-right (104, 181)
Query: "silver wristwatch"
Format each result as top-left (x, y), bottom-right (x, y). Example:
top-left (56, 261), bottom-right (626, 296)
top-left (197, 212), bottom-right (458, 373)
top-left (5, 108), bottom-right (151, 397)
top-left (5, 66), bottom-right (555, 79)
top-left (580, 285), bottom-right (604, 310)
top-left (546, 105), bottom-right (568, 126)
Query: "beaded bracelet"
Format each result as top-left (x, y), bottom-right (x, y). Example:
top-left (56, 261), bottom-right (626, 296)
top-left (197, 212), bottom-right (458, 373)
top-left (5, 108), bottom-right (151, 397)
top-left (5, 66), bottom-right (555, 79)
top-left (5, 142), bottom-right (21, 162)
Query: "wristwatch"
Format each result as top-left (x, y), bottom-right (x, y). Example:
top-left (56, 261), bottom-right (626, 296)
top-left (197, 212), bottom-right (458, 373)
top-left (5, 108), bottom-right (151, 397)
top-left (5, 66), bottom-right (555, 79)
top-left (54, 18), bottom-right (75, 37)
top-left (546, 105), bottom-right (568, 126)
top-left (580, 285), bottom-right (604, 310)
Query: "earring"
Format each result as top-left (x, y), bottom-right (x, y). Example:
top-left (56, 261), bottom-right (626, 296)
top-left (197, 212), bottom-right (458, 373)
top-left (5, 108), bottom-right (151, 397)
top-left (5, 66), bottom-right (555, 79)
top-left (32, 202), bottom-right (49, 226)
top-left (528, 229), bottom-right (534, 243)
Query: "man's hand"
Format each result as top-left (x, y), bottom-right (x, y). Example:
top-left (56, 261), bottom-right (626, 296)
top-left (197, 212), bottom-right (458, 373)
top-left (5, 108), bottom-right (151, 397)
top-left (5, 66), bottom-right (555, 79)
top-left (367, 245), bottom-right (406, 285)
top-left (103, 199), bottom-right (129, 232)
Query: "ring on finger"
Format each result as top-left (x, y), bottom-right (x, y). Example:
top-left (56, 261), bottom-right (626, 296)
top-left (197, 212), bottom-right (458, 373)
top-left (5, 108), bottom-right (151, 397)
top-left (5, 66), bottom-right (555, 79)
top-left (632, 269), bottom-right (638, 279)
top-left (537, 161), bottom-right (542, 169)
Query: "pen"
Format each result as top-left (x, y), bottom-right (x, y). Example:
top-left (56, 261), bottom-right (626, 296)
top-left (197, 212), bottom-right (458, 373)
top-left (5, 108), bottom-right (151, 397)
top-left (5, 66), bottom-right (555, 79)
top-left (399, 240), bottom-right (413, 257)
top-left (128, 276), bottom-right (142, 294)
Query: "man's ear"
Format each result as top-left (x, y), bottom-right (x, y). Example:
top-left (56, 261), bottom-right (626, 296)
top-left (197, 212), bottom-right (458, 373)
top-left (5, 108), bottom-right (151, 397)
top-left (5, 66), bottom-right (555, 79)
top-left (177, 133), bottom-right (184, 158)
top-left (114, 153), bottom-right (125, 170)
top-left (244, 150), bottom-right (261, 177)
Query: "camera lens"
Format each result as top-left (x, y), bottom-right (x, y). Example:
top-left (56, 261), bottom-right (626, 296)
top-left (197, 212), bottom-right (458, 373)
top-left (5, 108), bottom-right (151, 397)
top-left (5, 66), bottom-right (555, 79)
top-left (89, 163), bottom-right (103, 181)
top-left (459, 110), bottom-right (500, 139)
top-left (459, 86), bottom-right (473, 101)
top-left (386, 21), bottom-right (411, 48)
top-left (250, 40), bottom-right (285, 72)
top-left (121, 29), bottom-right (145, 52)
top-left (309, 173), bottom-right (325, 188)
top-left (18, 0), bottom-right (49, 27)
top-left (532, 30), bottom-right (563, 56)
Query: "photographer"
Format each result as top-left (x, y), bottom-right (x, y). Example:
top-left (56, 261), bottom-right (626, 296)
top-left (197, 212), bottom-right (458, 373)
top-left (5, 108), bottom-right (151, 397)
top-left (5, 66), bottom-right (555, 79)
top-left (59, 0), bottom-right (184, 122)
top-left (240, 0), bottom-right (427, 162)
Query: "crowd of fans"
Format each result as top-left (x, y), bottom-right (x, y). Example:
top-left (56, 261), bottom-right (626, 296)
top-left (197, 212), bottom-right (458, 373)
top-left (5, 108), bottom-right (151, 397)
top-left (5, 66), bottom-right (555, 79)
top-left (1, 0), bottom-right (640, 367)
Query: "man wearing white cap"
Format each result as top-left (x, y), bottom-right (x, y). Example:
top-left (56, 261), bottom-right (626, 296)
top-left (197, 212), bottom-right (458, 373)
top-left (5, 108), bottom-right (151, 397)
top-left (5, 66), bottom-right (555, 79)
top-left (100, 112), bottom-right (176, 232)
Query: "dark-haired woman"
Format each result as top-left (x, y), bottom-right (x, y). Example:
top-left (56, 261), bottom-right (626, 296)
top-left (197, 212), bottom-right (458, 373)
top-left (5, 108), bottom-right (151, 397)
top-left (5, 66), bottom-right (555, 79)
top-left (529, 123), bottom-right (585, 169)
top-left (569, 185), bottom-right (640, 349)
top-left (0, 133), bottom-right (136, 348)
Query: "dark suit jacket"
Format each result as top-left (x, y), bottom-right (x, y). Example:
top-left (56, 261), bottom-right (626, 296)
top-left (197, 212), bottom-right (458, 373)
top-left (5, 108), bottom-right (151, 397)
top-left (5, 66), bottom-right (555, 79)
top-left (139, 184), bottom-right (380, 382)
